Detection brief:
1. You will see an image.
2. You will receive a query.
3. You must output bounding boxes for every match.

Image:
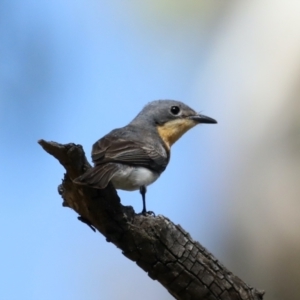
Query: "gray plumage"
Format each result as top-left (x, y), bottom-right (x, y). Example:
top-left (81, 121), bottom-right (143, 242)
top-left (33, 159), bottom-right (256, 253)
top-left (74, 100), bottom-right (216, 214)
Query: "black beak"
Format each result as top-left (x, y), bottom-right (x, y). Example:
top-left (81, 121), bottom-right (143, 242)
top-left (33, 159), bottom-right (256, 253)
top-left (189, 114), bottom-right (217, 124)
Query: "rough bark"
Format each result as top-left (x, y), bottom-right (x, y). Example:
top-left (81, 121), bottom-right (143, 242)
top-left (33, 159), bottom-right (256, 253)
top-left (38, 139), bottom-right (265, 300)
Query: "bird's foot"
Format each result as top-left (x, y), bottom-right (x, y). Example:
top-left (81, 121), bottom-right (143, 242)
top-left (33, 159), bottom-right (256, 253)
top-left (138, 210), bottom-right (156, 217)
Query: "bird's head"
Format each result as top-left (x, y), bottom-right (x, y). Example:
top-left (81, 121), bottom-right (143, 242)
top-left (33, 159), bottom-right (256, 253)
top-left (132, 100), bottom-right (217, 148)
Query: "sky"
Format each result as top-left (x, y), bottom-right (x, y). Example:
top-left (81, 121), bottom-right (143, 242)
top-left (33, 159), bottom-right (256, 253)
top-left (1, 1), bottom-right (300, 300)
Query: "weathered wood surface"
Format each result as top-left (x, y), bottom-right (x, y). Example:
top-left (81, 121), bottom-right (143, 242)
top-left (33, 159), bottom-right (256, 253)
top-left (39, 140), bottom-right (264, 300)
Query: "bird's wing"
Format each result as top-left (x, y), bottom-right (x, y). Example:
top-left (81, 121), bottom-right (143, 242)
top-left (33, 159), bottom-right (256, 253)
top-left (74, 134), bottom-right (169, 189)
top-left (92, 135), bottom-right (168, 172)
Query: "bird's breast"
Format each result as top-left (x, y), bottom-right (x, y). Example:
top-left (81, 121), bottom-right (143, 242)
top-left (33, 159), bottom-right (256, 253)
top-left (111, 165), bottom-right (160, 191)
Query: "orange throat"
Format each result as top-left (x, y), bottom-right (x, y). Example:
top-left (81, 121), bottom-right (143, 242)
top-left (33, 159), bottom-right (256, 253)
top-left (157, 118), bottom-right (197, 149)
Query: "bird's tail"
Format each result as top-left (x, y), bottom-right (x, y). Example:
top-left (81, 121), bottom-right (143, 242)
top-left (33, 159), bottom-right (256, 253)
top-left (73, 163), bottom-right (119, 189)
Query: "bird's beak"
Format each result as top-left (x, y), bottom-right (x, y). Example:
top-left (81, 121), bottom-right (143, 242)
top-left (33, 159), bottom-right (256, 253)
top-left (189, 114), bottom-right (217, 124)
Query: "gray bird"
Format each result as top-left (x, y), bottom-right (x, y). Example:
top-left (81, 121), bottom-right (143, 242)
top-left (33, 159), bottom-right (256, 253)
top-left (74, 100), bottom-right (217, 214)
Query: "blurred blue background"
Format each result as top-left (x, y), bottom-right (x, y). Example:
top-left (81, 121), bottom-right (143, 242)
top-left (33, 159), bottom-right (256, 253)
top-left (1, 1), bottom-right (300, 299)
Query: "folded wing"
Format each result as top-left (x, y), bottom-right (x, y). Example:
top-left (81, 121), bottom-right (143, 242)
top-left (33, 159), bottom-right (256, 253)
top-left (92, 135), bottom-right (168, 172)
top-left (74, 134), bottom-right (169, 189)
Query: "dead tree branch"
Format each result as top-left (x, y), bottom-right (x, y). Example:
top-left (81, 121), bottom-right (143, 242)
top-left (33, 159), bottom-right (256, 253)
top-left (38, 139), bottom-right (264, 300)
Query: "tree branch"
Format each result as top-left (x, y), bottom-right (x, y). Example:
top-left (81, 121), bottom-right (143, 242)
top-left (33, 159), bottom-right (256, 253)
top-left (38, 139), bottom-right (264, 300)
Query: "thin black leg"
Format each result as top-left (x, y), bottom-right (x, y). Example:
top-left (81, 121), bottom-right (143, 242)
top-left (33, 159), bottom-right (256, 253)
top-left (139, 186), bottom-right (155, 216)
top-left (140, 185), bottom-right (147, 215)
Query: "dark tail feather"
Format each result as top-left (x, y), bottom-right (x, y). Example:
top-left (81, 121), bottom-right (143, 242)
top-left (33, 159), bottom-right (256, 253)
top-left (73, 163), bottom-right (119, 189)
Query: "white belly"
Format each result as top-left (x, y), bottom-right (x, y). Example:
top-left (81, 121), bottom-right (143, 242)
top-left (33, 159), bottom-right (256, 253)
top-left (111, 166), bottom-right (160, 191)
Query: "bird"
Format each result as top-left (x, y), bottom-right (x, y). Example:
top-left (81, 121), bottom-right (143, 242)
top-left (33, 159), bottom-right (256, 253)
top-left (74, 100), bottom-right (217, 215)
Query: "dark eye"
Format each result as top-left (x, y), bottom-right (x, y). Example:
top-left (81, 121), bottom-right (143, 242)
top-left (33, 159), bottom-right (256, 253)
top-left (170, 106), bottom-right (180, 115)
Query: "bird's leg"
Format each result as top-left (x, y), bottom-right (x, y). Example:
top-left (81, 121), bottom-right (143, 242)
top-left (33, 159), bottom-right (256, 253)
top-left (139, 186), bottom-right (155, 216)
top-left (140, 185), bottom-right (147, 215)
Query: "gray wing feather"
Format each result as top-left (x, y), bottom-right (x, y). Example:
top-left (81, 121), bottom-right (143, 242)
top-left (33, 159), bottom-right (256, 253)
top-left (74, 129), bottom-right (169, 189)
top-left (92, 136), bottom-right (168, 172)
top-left (74, 163), bottom-right (119, 189)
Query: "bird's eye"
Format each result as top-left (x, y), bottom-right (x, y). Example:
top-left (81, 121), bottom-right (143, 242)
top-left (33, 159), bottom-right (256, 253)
top-left (170, 106), bottom-right (180, 115)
